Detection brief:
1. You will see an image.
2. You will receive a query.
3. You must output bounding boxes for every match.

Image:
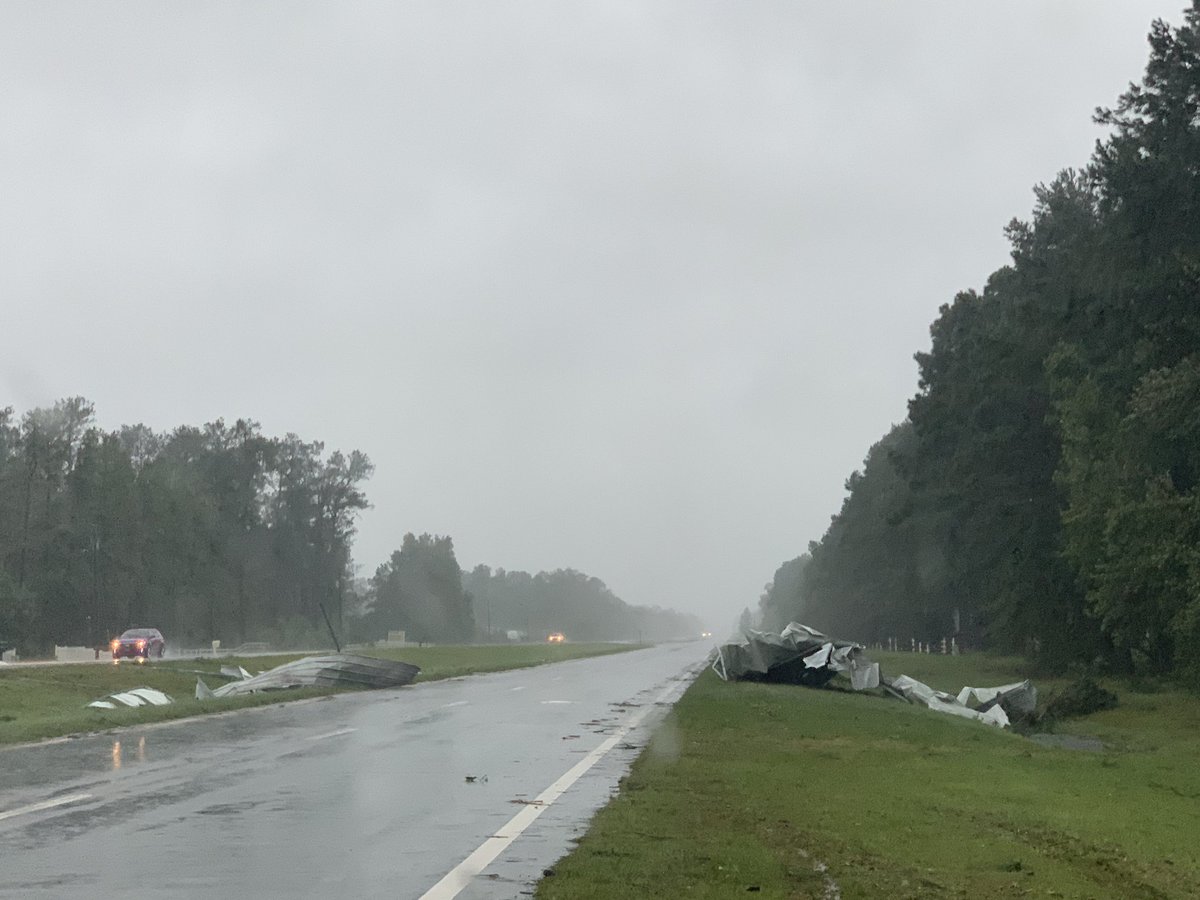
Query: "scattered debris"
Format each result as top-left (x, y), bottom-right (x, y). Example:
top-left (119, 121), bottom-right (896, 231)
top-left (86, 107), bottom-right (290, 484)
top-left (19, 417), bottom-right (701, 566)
top-left (886, 675), bottom-right (1036, 728)
top-left (465, 774), bottom-right (488, 784)
top-left (715, 622), bottom-right (1041, 730)
top-left (562, 734), bottom-right (581, 740)
top-left (510, 798), bottom-right (545, 806)
top-left (958, 681), bottom-right (1038, 718)
top-left (195, 653), bottom-right (419, 699)
top-left (87, 687), bottom-right (173, 709)
top-left (712, 623), bottom-right (879, 690)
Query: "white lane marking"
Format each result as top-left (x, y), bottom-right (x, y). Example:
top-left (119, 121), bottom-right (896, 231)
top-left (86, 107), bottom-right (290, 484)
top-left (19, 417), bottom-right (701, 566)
top-left (509, 686), bottom-right (525, 692)
top-left (442, 701), bottom-right (469, 708)
top-left (420, 678), bottom-right (685, 900)
top-left (307, 728), bottom-right (357, 741)
top-left (0, 792), bottom-right (94, 823)
top-left (539, 700), bottom-right (573, 705)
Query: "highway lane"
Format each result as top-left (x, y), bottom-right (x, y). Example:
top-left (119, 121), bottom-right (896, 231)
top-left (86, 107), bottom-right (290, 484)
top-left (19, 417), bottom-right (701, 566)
top-left (0, 641), bottom-right (710, 899)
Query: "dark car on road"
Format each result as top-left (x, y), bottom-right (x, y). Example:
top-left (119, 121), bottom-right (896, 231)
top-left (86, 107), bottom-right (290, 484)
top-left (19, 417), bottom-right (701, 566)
top-left (111, 627), bottom-right (166, 661)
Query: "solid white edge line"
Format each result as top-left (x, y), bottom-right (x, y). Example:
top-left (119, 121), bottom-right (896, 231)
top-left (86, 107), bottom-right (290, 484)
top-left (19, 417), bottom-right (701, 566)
top-left (0, 792), bottom-right (94, 823)
top-left (418, 677), bottom-right (686, 900)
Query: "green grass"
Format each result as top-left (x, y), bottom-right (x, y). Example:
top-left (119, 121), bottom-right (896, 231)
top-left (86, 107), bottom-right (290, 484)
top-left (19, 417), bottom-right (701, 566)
top-left (539, 652), bottom-right (1200, 899)
top-left (0, 642), bottom-right (643, 747)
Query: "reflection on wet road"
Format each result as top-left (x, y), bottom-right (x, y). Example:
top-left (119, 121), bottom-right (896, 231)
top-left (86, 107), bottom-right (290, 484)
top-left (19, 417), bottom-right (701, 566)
top-left (109, 734), bottom-right (147, 770)
top-left (0, 642), bottom-right (708, 899)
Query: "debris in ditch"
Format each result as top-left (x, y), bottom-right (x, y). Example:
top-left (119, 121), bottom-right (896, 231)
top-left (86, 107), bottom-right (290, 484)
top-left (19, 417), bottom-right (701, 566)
top-left (886, 675), bottom-right (1036, 728)
top-left (195, 653), bottom-right (419, 699)
top-left (87, 687), bottom-right (174, 709)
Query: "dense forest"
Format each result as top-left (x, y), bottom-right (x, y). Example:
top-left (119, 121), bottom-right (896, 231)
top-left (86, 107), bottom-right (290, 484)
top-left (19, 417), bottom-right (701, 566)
top-left (0, 400), bottom-right (697, 653)
top-left (760, 6), bottom-right (1200, 684)
top-left (0, 401), bottom-right (372, 652)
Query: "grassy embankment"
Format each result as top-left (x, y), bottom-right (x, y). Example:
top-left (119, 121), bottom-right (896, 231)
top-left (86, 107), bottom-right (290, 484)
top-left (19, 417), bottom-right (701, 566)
top-left (0, 642), bottom-right (641, 747)
top-left (540, 651), bottom-right (1200, 899)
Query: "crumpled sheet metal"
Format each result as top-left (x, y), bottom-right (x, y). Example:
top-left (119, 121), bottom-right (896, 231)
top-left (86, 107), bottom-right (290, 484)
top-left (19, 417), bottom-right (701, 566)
top-left (885, 676), bottom-right (1037, 728)
top-left (712, 623), bottom-right (879, 690)
top-left (196, 653), bottom-right (420, 700)
top-left (87, 687), bottom-right (174, 709)
top-left (713, 622), bottom-right (1035, 729)
top-left (957, 681), bottom-right (1037, 717)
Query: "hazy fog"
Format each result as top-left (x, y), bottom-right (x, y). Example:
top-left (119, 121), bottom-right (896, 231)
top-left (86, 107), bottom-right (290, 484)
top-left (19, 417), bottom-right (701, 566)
top-left (1, 2), bottom-right (1180, 627)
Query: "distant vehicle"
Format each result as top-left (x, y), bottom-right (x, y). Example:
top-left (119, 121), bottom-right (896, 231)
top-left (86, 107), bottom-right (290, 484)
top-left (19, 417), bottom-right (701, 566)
top-left (111, 628), bottom-right (166, 662)
top-left (547, 632), bottom-right (565, 643)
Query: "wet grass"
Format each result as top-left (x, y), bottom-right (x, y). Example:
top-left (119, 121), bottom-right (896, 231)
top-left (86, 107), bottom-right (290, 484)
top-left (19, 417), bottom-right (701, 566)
top-left (0, 642), bottom-right (643, 747)
top-left (539, 653), bottom-right (1200, 899)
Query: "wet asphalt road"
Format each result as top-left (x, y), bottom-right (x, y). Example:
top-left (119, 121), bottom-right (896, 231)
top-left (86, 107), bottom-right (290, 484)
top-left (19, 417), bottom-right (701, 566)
top-left (0, 642), bottom-right (710, 899)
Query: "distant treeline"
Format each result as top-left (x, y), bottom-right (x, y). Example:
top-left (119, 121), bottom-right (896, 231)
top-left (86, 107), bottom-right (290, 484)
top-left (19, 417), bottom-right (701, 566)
top-left (350, 533), bottom-right (703, 644)
top-left (0, 400), bottom-right (699, 653)
top-left (760, 7), bottom-right (1200, 684)
top-left (460, 565), bottom-right (703, 643)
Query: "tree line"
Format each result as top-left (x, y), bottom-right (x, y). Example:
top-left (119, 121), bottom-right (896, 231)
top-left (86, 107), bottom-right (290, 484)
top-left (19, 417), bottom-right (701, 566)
top-left (460, 564), bottom-right (702, 643)
top-left (759, 5), bottom-right (1200, 684)
top-left (0, 399), bottom-right (371, 652)
top-left (350, 537), bottom-right (703, 644)
top-left (0, 399), bottom-right (700, 653)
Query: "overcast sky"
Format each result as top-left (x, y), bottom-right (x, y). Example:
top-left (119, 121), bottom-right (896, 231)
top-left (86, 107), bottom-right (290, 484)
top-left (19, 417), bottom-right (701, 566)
top-left (1, 2), bottom-right (1183, 629)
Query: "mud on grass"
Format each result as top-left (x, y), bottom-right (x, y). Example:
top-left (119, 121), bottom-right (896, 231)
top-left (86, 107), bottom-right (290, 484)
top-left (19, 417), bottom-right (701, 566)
top-left (0, 642), bottom-right (644, 746)
top-left (539, 655), bottom-right (1200, 899)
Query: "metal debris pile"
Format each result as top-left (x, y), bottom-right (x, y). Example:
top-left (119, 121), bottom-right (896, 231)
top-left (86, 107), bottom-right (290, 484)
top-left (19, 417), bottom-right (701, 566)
top-left (196, 653), bottom-right (420, 699)
top-left (713, 623), bottom-right (1035, 729)
top-left (712, 623), bottom-right (879, 690)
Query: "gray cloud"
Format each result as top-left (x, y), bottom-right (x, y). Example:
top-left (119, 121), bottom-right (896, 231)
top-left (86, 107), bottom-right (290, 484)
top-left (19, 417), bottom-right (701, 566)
top-left (1, 1), bottom-right (1179, 626)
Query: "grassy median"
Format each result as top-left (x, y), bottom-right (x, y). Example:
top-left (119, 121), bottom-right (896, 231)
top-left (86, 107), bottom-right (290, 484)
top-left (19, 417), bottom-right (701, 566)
top-left (539, 652), bottom-right (1200, 899)
top-left (0, 642), bottom-right (642, 747)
